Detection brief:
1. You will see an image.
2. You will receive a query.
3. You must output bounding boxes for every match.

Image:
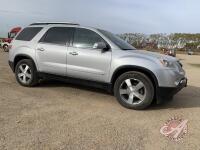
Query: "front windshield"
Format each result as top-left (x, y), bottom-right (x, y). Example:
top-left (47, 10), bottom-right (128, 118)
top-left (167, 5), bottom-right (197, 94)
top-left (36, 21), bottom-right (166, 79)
top-left (9, 32), bottom-right (17, 38)
top-left (98, 29), bottom-right (136, 50)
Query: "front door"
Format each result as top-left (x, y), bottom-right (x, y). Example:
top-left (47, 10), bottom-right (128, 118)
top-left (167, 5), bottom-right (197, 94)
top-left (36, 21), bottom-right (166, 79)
top-left (67, 28), bottom-right (112, 82)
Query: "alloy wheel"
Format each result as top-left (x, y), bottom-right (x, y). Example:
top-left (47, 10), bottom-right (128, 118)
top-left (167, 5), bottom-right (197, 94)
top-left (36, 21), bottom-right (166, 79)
top-left (17, 64), bottom-right (32, 84)
top-left (119, 78), bottom-right (146, 105)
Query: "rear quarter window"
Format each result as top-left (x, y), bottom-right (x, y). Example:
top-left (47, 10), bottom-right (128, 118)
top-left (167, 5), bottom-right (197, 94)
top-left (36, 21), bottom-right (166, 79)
top-left (16, 27), bottom-right (43, 41)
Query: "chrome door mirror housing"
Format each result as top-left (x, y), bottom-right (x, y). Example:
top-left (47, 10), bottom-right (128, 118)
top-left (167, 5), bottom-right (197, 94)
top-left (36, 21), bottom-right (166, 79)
top-left (93, 42), bottom-right (108, 50)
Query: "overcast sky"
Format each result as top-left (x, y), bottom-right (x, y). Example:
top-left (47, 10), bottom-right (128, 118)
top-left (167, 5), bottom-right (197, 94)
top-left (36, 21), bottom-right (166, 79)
top-left (0, 0), bottom-right (200, 36)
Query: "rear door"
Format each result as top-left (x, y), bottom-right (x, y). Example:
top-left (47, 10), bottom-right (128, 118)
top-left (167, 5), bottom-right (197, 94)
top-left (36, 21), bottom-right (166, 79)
top-left (36, 27), bottom-right (74, 76)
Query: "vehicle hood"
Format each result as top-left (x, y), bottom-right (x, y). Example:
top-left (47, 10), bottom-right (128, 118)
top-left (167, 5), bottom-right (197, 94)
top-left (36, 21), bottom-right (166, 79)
top-left (3, 38), bottom-right (12, 43)
top-left (125, 50), bottom-right (177, 62)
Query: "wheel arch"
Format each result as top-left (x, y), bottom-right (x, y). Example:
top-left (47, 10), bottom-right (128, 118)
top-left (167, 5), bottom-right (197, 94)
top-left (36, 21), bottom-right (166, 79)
top-left (14, 54), bottom-right (37, 71)
top-left (111, 65), bottom-right (159, 100)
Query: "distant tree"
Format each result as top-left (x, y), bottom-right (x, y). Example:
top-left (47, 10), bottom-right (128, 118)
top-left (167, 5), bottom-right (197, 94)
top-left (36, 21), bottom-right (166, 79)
top-left (119, 32), bottom-right (200, 52)
top-left (185, 42), bottom-right (200, 51)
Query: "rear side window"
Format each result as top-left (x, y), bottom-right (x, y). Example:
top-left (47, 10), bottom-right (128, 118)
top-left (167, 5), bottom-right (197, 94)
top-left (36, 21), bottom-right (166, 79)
top-left (39, 27), bottom-right (74, 45)
top-left (73, 28), bottom-right (104, 49)
top-left (16, 27), bottom-right (42, 41)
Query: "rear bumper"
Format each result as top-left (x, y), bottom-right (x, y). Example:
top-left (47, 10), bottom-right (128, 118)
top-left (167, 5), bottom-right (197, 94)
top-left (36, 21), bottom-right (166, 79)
top-left (156, 78), bottom-right (187, 103)
top-left (8, 61), bottom-right (14, 72)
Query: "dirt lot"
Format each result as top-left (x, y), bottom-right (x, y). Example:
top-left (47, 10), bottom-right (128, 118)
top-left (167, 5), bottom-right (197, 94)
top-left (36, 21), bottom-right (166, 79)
top-left (0, 49), bottom-right (200, 150)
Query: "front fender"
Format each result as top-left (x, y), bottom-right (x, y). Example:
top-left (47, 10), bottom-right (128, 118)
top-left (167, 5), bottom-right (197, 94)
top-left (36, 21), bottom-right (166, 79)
top-left (109, 55), bottom-right (160, 82)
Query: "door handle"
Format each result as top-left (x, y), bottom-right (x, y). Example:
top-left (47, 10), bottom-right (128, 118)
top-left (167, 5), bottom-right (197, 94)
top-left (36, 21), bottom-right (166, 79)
top-left (69, 52), bottom-right (78, 56)
top-left (37, 47), bottom-right (45, 51)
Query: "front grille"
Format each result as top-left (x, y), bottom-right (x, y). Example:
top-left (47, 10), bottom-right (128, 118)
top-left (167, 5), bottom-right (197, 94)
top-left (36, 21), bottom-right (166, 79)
top-left (176, 61), bottom-right (183, 72)
top-left (177, 61), bottom-right (183, 67)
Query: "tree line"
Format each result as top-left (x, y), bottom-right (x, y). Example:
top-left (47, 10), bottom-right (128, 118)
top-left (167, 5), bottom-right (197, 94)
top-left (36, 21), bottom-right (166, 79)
top-left (119, 33), bottom-right (200, 52)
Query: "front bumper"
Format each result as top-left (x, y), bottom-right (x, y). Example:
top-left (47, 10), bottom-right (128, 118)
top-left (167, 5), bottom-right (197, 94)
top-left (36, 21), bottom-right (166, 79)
top-left (156, 78), bottom-right (187, 103)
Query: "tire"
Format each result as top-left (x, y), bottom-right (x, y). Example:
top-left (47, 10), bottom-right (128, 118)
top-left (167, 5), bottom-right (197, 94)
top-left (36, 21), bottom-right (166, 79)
top-left (15, 59), bottom-right (38, 87)
top-left (3, 44), bottom-right (8, 52)
top-left (114, 71), bottom-right (154, 110)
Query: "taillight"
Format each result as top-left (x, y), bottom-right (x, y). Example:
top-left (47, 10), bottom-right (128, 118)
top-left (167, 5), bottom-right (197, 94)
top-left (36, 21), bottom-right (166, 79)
top-left (8, 45), bottom-right (12, 50)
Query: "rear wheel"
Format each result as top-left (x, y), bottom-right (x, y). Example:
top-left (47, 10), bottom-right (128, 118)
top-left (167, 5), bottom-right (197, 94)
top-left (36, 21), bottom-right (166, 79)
top-left (114, 71), bottom-right (154, 110)
top-left (15, 59), bottom-right (38, 87)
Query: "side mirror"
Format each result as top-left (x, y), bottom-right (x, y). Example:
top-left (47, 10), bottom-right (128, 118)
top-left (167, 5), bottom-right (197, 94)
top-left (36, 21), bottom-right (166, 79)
top-left (93, 42), bottom-right (109, 52)
top-left (8, 32), bottom-right (10, 38)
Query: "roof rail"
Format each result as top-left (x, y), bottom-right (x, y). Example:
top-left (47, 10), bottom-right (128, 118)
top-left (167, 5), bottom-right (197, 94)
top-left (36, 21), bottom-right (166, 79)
top-left (30, 22), bottom-right (80, 26)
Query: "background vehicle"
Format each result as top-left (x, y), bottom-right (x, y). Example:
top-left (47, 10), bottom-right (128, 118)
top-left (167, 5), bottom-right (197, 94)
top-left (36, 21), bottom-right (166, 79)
top-left (187, 49), bottom-right (194, 55)
top-left (8, 22), bottom-right (187, 110)
top-left (2, 27), bottom-right (21, 52)
top-left (163, 48), bottom-right (176, 57)
top-left (0, 39), bottom-right (3, 48)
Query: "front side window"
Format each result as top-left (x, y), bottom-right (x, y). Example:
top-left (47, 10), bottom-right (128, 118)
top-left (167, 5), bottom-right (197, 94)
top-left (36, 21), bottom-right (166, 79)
top-left (16, 27), bottom-right (43, 41)
top-left (73, 28), bottom-right (105, 49)
top-left (40, 27), bottom-right (74, 45)
top-left (98, 29), bottom-right (136, 50)
top-left (9, 32), bottom-right (17, 38)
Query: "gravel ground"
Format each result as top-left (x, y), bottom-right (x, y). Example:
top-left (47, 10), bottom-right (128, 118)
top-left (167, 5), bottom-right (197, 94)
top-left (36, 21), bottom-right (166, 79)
top-left (0, 49), bottom-right (200, 150)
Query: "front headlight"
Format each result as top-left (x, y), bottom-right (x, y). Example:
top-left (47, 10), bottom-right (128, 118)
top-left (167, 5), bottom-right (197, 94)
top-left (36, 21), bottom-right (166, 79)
top-left (160, 59), bottom-right (174, 68)
top-left (159, 58), bottom-right (184, 73)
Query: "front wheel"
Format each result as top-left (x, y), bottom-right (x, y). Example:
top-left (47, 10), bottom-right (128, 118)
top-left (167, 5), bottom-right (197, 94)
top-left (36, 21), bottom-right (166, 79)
top-left (114, 71), bottom-right (154, 110)
top-left (3, 44), bottom-right (8, 52)
top-left (15, 59), bottom-right (38, 87)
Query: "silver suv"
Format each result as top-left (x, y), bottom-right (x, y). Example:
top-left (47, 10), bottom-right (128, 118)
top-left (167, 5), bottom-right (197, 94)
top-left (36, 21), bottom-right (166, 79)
top-left (8, 22), bottom-right (187, 109)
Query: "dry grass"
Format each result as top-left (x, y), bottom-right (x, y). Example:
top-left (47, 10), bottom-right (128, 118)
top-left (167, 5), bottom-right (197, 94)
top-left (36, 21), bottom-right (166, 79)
top-left (189, 63), bottom-right (200, 68)
top-left (1, 51), bottom-right (200, 149)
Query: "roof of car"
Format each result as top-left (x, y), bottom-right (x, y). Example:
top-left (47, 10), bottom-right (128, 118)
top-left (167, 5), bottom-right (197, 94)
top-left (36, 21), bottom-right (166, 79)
top-left (29, 22), bottom-right (80, 26)
top-left (28, 22), bottom-right (100, 32)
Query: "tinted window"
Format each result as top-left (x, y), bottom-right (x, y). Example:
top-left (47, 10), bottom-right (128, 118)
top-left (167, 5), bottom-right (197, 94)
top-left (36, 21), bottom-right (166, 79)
top-left (98, 29), bottom-right (136, 50)
top-left (73, 28), bottom-right (104, 49)
top-left (40, 27), bottom-right (74, 45)
top-left (16, 27), bottom-right (43, 41)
